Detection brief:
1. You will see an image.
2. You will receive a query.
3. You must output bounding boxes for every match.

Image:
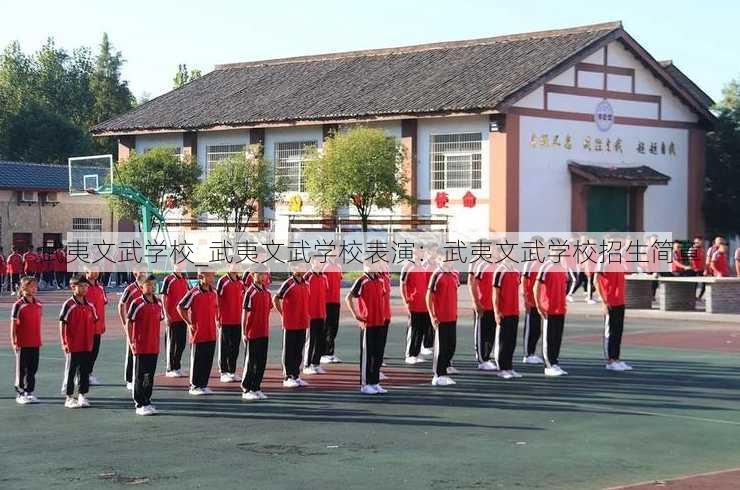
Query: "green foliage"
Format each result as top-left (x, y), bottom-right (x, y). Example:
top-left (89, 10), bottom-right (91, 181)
top-left (173, 64), bottom-right (202, 89)
top-left (304, 126), bottom-right (411, 231)
top-left (0, 33), bottom-right (133, 163)
top-left (108, 148), bottom-right (201, 226)
top-left (706, 80), bottom-right (740, 235)
top-left (194, 152), bottom-right (285, 231)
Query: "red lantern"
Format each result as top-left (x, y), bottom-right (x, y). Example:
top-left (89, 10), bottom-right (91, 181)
top-left (463, 191), bottom-right (476, 208)
top-left (435, 192), bottom-right (449, 209)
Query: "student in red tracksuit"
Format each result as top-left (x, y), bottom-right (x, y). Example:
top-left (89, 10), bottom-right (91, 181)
top-left (534, 252), bottom-right (570, 377)
top-left (321, 258), bottom-right (343, 364)
top-left (710, 243), bottom-right (730, 277)
top-left (594, 248), bottom-right (633, 372)
top-left (161, 269), bottom-right (190, 377)
top-left (119, 271), bottom-right (145, 390)
top-left (54, 247), bottom-right (68, 289)
top-left (420, 244), bottom-right (438, 356)
top-left (426, 262), bottom-right (459, 386)
top-left (11, 276), bottom-right (42, 404)
top-left (126, 275), bottom-right (164, 415)
top-left (241, 268), bottom-right (272, 401)
top-left (0, 247), bottom-right (6, 295)
top-left (178, 272), bottom-right (218, 395)
top-left (688, 236), bottom-right (706, 298)
top-left (216, 269), bottom-right (245, 382)
top-left (85, 268), bottom-right (108, 385)
top-left (493, 261), bottom-right (522, 379)
top-left (346, 264), bottom-right (389, 394)
top-left (23, 248), bottom-right (40, 281)
top-left (274, 263), bottom-right (311, 388)
top-left (671, 240), bottom-right (692, 276)
top-left (470, 260), bottom-right (497, 371)
top-left (400, 246), bottom-right (432, 365)
top-left (303, 256), bottom-right (329, 375)
top-left (7, 248), bottom-right (23, 295)
top-left (59, 275), bottom-right (98, 408)
top-left (521, 259), bottom-right (545, 364)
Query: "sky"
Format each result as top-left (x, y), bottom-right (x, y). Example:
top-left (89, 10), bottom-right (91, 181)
top-left (1, 0), bottom-right (736, 103)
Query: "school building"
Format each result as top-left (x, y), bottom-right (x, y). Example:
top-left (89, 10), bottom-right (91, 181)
top-left (0, 161), bottom-right (116, 252)
top-left (92, 21), bottom-right (714, 239)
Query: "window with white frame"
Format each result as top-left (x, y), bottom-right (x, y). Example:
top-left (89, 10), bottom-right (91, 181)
top-left (274, 141), bottom-right (317, 192)
top-left (205, 144), bottom-right (246, 176)
top-left (72, 217), bottom-right (102, 231)
top-left (430, 133), bottom-right (482, 190)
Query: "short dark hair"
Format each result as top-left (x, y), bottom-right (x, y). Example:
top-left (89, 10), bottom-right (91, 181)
top-left (144, 274), bottom-right (157, 283)
top-left (69, 274), bottom-right (90, 286)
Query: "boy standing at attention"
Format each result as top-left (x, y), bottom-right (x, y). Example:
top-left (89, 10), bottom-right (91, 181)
top-left (241, 267), bottom-right (272, 401)
top-left (400, 245), bottom-right (431, 365)
top-left (493, 259), bottom-right (522, 379)
top-left (11, 276), bottom-right (42, 404)
top-left (274, 263), bottom-right (311, 388)
top-left (119, 270), bottom-right (145, 390)
top-left (303, 255), bottom-right (328, 375)
top-left (321, 255), bottom-right (343, 364)
top-left (216, 268), bottom-right (245, 383)
top-left (534, 242), bottom-right (570, 377)
top-left (59, 275), bottom-right (97, 408)
top-left (85, 268), bottom-right (108, 385)
top-left (346, 263), bottom-right (389, 394)
top-left (594, 245), bottom-right (632, 372)
top-left (7, 248), bottom-right (23, 295)
top-left (426, 261), bottom-right (459, 386)
top-left (470, 259), bottom-right (497, 371)
top-left (161, 266), bottom-right (190, 377)
top-left (178, 271), bottom-right (218, 395)
top-left (126, 275), bottom-right (164, 415)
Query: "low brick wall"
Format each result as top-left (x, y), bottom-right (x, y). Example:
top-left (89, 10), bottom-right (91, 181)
top-left (705, 282), bottom-right (740, 314)
top-left (625, 277), bottom-right (653, 309)
top-left (658, 281), bottom-right (696, 311)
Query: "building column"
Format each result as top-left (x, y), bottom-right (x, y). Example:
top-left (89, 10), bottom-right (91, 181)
top-left (117, 135), bottom-right (135, 162)
top-left (571, 180), bottom-right (588, 232)
top-left (183, 131), bottom-right (198, 162)
top-left (489, 113), bottom-right (519, 232)
top-left (687, 129), bottom-right (706, 238)
top-left (629, 187), bottom-right (646, 232)
top-left (401, 119), bottom-right (418, 219)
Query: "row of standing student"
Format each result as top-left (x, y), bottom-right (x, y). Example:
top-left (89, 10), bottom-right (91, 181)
top-left (1, 246), bottom-right (70, 294)
top-left (11, 242), bottom-right (633, 415)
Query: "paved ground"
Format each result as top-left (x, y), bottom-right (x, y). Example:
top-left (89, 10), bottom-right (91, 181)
top-left (0, 287), bottom-right (739, 489)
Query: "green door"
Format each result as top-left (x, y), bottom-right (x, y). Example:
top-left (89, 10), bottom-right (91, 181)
top-left (586, 186), bottom-right (629, 232)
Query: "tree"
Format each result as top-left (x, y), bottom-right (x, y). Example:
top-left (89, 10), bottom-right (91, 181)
top-left (706, 79), bottom-right (740, 235)
top-left (173, 64), bottom-right (202, 89)
top-left (194, 151), bottom-right (285, 231)
top-left (108, 148), bottom-right (201, 229)
top-left (304, 126), bottom-right (411, 232)
top-left (90, 33), bottom-right (134, 155)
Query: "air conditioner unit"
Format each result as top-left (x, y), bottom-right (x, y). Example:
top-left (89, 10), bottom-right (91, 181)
top-left (20, 191), bottom-right (38, 203)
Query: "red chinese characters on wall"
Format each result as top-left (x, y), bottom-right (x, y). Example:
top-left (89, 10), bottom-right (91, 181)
top-left (462, 191), bottom-right (476, 208)
top-left (435, 192), bottom-right (449, 209)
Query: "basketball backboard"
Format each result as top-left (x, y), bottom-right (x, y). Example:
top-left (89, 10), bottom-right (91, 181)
top-left (68, 154), bottom-right (114, 195)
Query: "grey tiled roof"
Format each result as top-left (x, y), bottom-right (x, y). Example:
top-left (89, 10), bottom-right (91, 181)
top-left (0, 161), bottom-right (69, 190)
top-left (92, 22), bottom-right (625, 134)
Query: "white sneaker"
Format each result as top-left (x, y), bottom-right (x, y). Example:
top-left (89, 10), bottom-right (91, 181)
top-left (64, 397), bottom-right (80, 409)
top-left (420, 347), bottom-right (433, 357)
top-left (330, 355), bottom-right (342, 363)
top-left (314, 365), bottom-right (327, 374)
top-left (147, 405), bottom-right (158, 415)
top-left (511, 370), bottom-right (524, 378)
top-left (320, 355), bottom-right (333, 364)
top-left (126, 382), bottom-right (134, 391)
top-left (586, 299), bottom-right (597, 305)
top-left (88, 375), bottom-right (101, 385)
top-left (618, 361), bottom-right (633, 371)
top-left (135, 406), bottom-right (147, 416)
top-left (220, 373), bottom-right (234, 383)
top-left (256, 391), bottom-right (268, 400)
top-left (189, 387), bottom-right (206, 396)
top-left (554, 365), bottom-right (568, 375)
top-left (405, 356), bottom-right (422, 365)
top-left (497, 370), bottom-right (514, 380)
top-left (242, 391), bottom-right (260, 401)
top-left (523, 355), bottom-right (544, 364)
top-left (373, 384), bottom-right (388, 394)
top-left (77, 395), bottom-right (90, 408)
top-left (16, 394), bottom-right (31, 405)
top-left (379, 372), bottom-right (388, 381)
top-left (302, 366), bottom-right (319, 375)
top-left (174, 369), bottom-right (185, 378)
top-left (544, 367), bottom-right (565, 377)
top-left (165, 370), bottom-right (179, 378)
top-left (360, 385), bottom-right (378, 395)
top-left (283, 378), bottom-right (300, 388)
top-left (25, 393), bottom-right (39, 403)
top-left (296, 378), bottom-right (309, 387)
top-left (446, 366), bottom-right (459, 375)
top-left (477, 361), bottom-right (498, 371)
top-left (202, 387), bottom-right (214, 395)
top-left (431, 375), bottom-right (456, 386)
top-left (566, 295), bottom-right (575, 303)
top-left (606, 362), bottom-right (626, 371)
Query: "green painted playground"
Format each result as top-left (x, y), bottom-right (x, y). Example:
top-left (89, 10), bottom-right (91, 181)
top-left (2, 289), bottom-right (739, 489)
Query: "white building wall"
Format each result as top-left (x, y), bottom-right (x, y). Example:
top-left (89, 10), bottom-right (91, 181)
top-left (135, 133), bottom-right (183, 153)
top-left (519, 115), bottom-right (689, 236)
